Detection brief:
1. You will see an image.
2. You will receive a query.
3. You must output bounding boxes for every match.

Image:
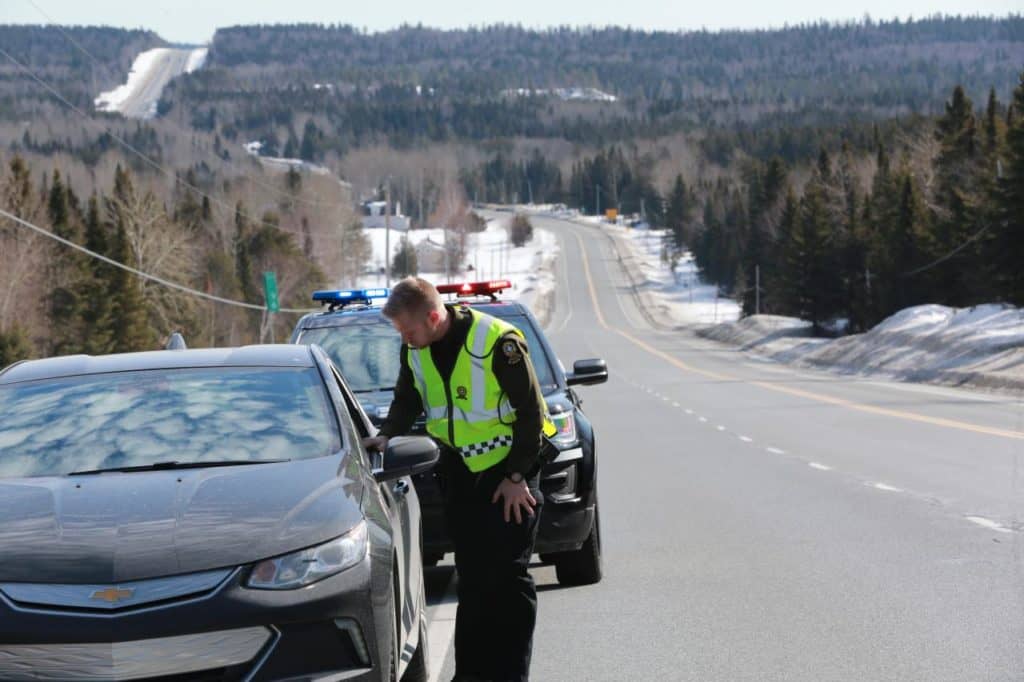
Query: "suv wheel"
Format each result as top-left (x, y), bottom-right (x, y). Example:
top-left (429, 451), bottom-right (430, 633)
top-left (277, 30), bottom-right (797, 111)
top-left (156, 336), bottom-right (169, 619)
top-left (554, 508), bottom-right (602, 586)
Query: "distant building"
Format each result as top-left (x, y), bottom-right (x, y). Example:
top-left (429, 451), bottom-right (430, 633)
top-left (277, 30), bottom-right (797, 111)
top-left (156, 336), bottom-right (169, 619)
top-left (415, 237), bottom-right (449, 272)
top-left (361, 201), bottom-right (410, 231)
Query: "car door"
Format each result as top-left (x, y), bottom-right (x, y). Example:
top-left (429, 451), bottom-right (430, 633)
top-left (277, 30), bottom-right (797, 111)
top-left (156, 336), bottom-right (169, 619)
top-left (326, 363), bottom-right (424, 662)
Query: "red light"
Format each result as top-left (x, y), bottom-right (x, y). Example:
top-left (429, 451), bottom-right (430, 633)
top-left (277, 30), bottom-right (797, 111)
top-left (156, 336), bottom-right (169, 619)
top-left (436, 280), bottom-right (514, 296)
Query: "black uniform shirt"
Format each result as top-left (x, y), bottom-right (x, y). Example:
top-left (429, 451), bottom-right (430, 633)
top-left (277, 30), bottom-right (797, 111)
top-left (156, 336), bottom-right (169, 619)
top-left (378, 304), bottom-right (545, 477)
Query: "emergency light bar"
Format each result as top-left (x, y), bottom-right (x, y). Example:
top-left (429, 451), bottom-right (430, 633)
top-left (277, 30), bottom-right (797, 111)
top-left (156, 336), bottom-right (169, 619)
top-left (312, 288), bottom-right (389, 308)
top-left (436, 280), bottom-right (512, 296)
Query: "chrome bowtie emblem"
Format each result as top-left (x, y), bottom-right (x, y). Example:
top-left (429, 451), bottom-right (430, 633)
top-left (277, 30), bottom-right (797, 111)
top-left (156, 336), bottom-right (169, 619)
top-left (91, 587), bottom-right (134, 603)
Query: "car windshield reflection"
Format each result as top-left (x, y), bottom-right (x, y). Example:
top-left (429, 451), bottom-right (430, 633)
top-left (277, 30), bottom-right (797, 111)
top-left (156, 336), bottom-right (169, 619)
top-left (0, 367), bottom-right (342, 479)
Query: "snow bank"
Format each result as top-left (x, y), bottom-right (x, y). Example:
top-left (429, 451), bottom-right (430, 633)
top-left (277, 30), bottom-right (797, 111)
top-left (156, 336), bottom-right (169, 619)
top-left (701, 304), bottom-right (1024, 394)
top-left (594, 222), bottom-right (741, 327)
top-left (184, 47), bottom-right (208, 74)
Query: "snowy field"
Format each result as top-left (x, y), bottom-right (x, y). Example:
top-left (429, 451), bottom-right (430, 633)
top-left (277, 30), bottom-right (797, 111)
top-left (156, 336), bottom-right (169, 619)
top-left (352, 219), bottom-right (559, 326)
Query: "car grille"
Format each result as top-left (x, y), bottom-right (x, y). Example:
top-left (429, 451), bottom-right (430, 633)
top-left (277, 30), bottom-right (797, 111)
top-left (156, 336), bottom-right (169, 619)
top-left (0, 627), bottom-right (273, 681)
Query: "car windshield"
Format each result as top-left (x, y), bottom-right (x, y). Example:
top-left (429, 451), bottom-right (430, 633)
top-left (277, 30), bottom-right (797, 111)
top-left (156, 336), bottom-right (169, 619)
top-left (0, 367), bottom-right (342, 479)
top-left (299, 311), bottom-right (558, 393)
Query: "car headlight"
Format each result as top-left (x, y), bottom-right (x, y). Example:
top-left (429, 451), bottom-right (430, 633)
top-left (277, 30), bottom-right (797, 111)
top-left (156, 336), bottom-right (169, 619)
top-left (247, 521), bottom-right (368, 590)
top-left (550, 411), bottom-right (578, 447)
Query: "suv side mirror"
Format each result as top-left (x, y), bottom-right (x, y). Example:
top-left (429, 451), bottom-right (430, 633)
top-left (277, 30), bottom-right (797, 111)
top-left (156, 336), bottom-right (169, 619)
top-left (566, 358), bottom-right (608, 386)
top-left (373, 436), bottom-right (439, 482)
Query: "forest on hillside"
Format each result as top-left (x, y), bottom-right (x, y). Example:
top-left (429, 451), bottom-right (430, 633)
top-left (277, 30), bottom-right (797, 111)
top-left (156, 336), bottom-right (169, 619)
top-left (0, 18), bottom-right (1022, 365)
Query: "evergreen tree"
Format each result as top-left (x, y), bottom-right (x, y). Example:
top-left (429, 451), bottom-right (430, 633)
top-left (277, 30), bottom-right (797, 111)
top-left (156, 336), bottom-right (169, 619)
top-left (993, 72), bottom-right (1024, 304)
top-left (45, 169), bottom-right (90, 356)
top-left (391, 236), bottom-right (418, 278)
top-left (0, 325), bottom-right (32, 367)
top-left (80, 195), bottom-right (114, 354)
top-left (105, 167), bottom-right (156, 352)
top-left (930, 85), bottom-right (984, 305)
top-left (665, 174), bottom-right (691, 250)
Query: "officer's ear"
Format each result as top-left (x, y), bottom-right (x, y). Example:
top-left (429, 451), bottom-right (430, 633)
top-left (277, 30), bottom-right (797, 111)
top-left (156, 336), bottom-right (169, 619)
top-left (426, 308), bottom-right (442, 327)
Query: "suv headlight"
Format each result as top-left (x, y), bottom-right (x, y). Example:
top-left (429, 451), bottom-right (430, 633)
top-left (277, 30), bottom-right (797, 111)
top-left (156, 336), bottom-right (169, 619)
top-left (247, 521), bottom-right (368, 590)
top-left (550, 411), bottom-right (578, 448)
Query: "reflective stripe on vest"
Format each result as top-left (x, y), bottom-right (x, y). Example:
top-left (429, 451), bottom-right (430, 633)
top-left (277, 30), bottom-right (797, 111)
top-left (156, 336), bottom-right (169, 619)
top-left (409, 310), bottom-right (522, 472)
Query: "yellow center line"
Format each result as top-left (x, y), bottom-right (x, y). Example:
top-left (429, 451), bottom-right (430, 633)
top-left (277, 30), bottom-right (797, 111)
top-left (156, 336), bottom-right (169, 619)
top-left (571, 230), bottom-right (1024, 442)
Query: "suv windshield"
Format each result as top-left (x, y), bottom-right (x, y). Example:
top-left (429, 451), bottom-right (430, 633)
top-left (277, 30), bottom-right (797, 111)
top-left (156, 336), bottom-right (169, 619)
top-left (0, 367), bottom-right (342, 479)
top-left (299, 311), bottom-right (558, 393)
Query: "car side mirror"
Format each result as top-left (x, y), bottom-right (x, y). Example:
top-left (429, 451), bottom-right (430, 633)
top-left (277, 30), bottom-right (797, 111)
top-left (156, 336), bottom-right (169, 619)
top-left (566, 358), bottom-right (608, 386)
top-left (373, 436), bottom-right (439, 483)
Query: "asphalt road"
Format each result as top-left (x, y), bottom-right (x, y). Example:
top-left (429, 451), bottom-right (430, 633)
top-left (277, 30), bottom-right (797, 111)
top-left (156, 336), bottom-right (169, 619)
top-left (116, 49), bottom-right (192, 119)
top-left (425, 212), bottom-right (1024, 681)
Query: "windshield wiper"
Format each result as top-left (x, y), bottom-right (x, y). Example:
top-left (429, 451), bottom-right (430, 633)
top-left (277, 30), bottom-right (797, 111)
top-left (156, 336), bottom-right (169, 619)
top-left (352, 388), bottom-right (392, 394)
top-left (67, 459), bottom-right (291, 476)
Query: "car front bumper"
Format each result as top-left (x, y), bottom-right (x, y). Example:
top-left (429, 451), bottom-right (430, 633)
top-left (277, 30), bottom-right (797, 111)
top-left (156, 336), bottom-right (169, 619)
top-left (0, 556), bottom-right (387, 681)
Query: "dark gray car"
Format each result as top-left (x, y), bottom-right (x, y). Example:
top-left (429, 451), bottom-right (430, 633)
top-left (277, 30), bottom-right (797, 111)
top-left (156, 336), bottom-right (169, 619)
top-left (0, 344), bottom-right (437, 681)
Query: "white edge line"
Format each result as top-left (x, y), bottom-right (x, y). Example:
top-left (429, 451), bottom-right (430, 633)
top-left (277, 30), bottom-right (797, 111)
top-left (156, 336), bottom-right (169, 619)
top-left (808, 462), bottom-right (832, 471)
top-left (965, 516), bottom-right (1014, 533)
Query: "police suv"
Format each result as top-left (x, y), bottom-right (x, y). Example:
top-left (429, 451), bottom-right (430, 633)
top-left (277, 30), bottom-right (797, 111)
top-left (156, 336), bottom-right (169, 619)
top-left (290, 281), bottom-right (607, 585)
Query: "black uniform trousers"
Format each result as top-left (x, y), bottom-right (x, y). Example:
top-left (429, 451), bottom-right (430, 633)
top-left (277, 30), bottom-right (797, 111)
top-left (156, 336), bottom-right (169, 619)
top-left (437, 448), bottom-right (543, 682)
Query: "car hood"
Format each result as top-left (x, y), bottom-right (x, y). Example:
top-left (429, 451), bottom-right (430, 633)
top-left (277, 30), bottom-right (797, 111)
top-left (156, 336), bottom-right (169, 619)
top-left (0, 454), bottom-right (364, 583)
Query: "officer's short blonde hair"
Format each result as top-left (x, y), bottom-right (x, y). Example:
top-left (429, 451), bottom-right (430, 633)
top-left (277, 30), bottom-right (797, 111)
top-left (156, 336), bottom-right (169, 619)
top-left (383, 277), bottom-right (443, 319)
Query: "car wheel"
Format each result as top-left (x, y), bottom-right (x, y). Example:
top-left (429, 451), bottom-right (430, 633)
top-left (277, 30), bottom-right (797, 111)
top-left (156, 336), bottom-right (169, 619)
top-left (402, 579), bottom-right (429, 682)
top-left (554, 508), bottom-right (602, 586)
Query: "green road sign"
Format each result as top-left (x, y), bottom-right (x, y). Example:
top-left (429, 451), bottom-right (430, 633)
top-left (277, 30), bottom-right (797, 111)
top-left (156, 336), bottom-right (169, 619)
top-left (263, 271), bottom-right (280, 312)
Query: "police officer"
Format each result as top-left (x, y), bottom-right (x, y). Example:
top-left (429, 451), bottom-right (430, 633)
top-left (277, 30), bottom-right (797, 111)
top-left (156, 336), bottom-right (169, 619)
top-left (362, 276), bottom-right (554, 682)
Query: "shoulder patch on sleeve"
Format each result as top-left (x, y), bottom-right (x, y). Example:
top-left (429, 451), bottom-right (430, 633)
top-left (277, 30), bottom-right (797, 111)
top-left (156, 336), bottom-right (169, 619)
top-left (501, 339), bottom-right (523, 365)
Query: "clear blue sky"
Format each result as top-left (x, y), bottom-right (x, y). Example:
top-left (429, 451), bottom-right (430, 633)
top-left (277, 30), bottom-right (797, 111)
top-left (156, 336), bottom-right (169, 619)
top-left (2, 0), bottom-right (1019, 44)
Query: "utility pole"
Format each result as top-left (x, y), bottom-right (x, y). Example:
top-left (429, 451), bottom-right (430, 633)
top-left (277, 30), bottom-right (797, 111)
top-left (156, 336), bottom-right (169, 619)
top-left (595, 184), bottom-right (602, 217)
top-left (755, 264), bottom-right (760, 315)
top-left (385, 180), bottom-right (391, 287)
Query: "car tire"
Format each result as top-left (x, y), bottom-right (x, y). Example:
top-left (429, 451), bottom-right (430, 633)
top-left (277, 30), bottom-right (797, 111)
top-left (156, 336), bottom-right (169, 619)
top-left (554, 508), bottom-right (602, 586)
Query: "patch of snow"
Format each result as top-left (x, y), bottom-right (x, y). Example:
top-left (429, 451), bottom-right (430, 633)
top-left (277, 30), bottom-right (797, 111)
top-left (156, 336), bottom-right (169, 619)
top-left (501, 87), bottom-right (617, 102)
top-left (184, 47), bottom-right (208, 73)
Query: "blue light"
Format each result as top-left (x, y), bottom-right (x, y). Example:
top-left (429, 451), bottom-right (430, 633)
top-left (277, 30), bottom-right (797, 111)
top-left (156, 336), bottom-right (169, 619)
top-left (312, 288), bottom-right (390, 306)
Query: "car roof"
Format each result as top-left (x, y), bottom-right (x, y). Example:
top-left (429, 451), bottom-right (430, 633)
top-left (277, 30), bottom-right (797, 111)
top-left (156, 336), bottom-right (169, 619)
top-left (296, 299), bottom-right (531, 331)
top-left (0, 345), bottom-right (316, 385)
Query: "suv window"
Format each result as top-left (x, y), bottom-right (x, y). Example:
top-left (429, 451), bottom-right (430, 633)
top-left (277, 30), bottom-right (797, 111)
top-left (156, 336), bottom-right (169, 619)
top-left (299, 311), bottom-right (558, 393)
top-left (0, 367), bottom-right (342, 479)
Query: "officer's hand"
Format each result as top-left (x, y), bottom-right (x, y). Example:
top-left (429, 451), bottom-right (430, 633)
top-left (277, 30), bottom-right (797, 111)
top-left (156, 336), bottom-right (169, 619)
top-left (362, 435), bottom-right (390, 453)
top-left (492, 478), bottom-right (537, 524)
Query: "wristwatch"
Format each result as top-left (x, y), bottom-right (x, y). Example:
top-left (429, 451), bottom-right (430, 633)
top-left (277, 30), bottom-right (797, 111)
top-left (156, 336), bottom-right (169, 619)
top-left (506, 472), bottom-right (524, 484)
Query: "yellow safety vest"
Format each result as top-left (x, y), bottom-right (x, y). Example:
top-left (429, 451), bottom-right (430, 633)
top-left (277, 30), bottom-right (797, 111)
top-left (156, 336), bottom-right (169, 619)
top-left (408, 309), bottom-right (554, 472)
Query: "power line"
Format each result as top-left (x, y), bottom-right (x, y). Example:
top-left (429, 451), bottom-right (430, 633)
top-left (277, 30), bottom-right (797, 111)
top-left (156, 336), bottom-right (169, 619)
top-left (22, 0), bottom-right (347, 212)
top-left (900, 222), bottom-right (991, 278)
top-left (0, 44), bottom-right (342, 240)
top-left (0, 207), bottom-right (317, 314)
